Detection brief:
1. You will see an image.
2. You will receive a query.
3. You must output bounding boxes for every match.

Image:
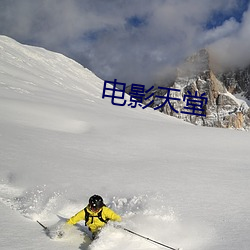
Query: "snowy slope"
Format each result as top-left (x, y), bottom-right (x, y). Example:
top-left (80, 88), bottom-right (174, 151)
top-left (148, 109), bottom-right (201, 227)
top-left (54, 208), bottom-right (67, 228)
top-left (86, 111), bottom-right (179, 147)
top-left (0, 36), bottom-right (250, 250)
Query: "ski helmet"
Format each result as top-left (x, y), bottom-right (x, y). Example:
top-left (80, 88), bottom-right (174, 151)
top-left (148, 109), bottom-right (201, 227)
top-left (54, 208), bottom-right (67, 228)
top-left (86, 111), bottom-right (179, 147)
top-left (89, 195), bottom-right (104, 210)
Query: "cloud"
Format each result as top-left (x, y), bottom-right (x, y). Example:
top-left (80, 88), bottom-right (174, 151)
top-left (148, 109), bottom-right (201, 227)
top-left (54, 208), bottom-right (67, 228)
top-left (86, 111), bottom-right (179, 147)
top-left (209, 4), bottom-right (250, 69)
top-left (200, 18), bottom-right (240, 45)
top-left (0, 0), bottom-right (249, 86)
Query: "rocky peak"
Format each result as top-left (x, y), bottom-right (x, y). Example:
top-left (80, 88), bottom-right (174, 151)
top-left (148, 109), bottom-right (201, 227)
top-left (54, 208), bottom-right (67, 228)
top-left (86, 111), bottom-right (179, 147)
top-left (177, 48), bottom-right (210, 78)
top-left (145, 49), bottom-right (250, 130)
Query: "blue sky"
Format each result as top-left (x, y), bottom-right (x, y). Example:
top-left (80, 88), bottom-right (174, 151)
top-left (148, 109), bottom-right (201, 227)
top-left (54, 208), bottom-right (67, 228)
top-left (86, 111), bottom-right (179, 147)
top-left (206, 0), bottom-right (249, 28)
top-left (0, 0), bottom-right (249, 86)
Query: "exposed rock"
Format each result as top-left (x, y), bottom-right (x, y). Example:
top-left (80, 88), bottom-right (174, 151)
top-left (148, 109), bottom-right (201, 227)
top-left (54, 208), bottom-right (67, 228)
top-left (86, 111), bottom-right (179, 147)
top-left (145, 49), bottom-right (250, 130)
top-left (216, 66), bottom-right (250, 100)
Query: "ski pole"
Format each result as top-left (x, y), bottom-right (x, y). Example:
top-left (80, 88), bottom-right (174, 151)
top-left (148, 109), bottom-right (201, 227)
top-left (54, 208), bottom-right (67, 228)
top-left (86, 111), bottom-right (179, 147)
top-left (122, 227), bottom-right (180, 250)
top-left (37, 220), bottom-right (48, 231)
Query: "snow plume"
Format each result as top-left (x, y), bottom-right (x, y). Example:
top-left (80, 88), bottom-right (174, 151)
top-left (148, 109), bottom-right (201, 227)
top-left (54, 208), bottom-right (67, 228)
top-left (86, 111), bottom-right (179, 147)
top-left (0, 182), bottom-right (64, 221)
top-left (0, 180), bottom-right (214, 250)
top-left (0, 0), bottom-right (249, 86)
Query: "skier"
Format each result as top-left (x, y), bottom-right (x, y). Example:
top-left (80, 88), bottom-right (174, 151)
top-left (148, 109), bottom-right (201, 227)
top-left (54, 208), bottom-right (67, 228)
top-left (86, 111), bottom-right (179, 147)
top-left (66, 194), bottom-right (121, 239)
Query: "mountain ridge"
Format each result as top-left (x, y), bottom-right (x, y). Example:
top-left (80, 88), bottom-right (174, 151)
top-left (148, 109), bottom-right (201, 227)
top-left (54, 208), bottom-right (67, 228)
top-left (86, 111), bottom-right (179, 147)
top-left (144, 48), bottom-right (250, 130)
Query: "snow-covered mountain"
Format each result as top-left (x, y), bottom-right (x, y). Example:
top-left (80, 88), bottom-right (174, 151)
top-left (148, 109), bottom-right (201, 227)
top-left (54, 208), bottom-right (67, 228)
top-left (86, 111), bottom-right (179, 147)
top-left (0, 36), bottom-right (250, 250)
top-left (217, 65), bottom-right (250, 102)
top-left (144, 49), bottom-right (250, 130)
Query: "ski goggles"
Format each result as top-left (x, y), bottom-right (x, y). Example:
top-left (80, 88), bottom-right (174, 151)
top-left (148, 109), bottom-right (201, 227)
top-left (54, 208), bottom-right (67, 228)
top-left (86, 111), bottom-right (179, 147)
top-left (89, 204), bottom-right (101, 212)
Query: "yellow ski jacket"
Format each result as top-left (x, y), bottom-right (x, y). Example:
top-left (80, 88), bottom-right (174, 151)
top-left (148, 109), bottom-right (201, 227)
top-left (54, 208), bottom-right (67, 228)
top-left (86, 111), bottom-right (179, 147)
top-left (67, 206), bottom-right (121, 233)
